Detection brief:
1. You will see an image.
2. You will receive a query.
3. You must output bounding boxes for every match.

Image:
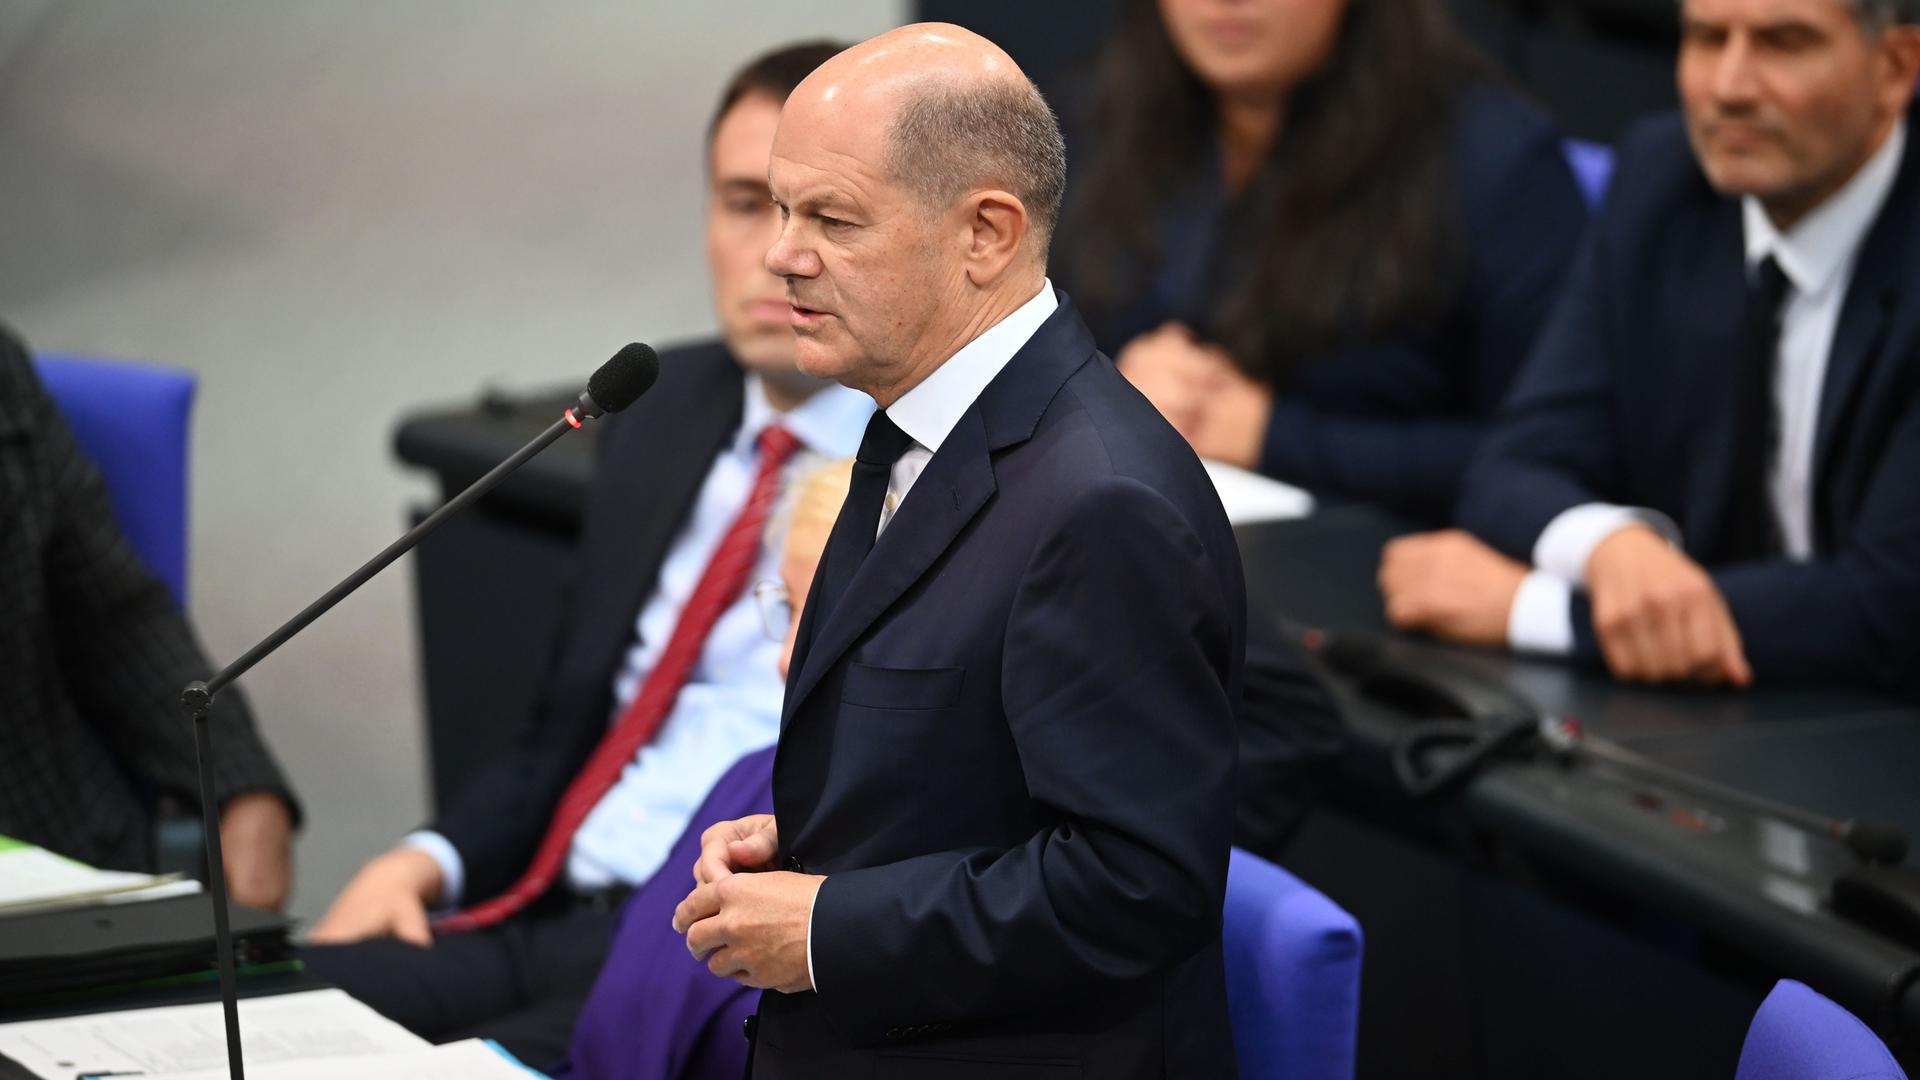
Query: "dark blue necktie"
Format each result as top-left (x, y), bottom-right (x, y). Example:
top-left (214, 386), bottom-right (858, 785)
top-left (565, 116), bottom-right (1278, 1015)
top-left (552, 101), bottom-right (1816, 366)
top-left (811, 409), bottom-right (915, 628)
top-left (1724, 256), bottom-right (1790, 562)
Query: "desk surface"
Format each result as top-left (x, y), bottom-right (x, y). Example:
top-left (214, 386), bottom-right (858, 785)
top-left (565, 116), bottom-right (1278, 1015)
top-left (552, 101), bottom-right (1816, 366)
top-left (1238, 506), bottom-right (1916, 826)
top-left (1237, 507), bottom-right (1920, 1042)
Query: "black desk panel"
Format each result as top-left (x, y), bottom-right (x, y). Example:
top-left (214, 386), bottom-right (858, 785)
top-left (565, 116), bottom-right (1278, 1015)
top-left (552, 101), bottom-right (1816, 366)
top-left (1238, 508), bottom-right (1920, 1066)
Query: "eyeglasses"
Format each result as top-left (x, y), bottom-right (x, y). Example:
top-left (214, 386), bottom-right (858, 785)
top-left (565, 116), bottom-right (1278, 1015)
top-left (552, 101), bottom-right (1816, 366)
top-left (751, 579), bottom-right (792, 644)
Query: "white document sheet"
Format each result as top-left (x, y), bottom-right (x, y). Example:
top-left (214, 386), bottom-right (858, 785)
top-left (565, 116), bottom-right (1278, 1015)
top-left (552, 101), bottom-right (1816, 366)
top-left (0, 990), bottom-right (427, 1079)
top-left (130, 1038), bottom-right (544, 1080)
top-left (0, 841), bottom-right (175, 914)
top-left (1203, 460), bottom-right (1315, 525)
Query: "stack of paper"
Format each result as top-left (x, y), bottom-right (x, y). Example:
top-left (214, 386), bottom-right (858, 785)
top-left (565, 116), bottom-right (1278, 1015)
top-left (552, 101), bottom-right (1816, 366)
top-left (134, 1039), bottom-right (544, 1079)
top-left (0, 991), bottom-right (547, 1079)
top-left (0, 837), bottom-right (197, 916)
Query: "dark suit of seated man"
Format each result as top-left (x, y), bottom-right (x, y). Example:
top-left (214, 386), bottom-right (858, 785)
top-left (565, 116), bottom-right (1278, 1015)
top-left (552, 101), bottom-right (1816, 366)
top-left (1380, 0), bottom-right (1920, 693)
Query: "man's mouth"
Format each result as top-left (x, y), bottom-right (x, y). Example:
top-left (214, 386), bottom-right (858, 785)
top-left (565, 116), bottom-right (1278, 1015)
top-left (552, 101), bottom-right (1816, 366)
top-left (788, 302), bottom-right (832, 329)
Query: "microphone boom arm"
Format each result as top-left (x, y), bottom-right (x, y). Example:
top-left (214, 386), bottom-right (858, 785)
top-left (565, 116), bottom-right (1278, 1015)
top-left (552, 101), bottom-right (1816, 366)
top-left (180, 389), bottom-right (617, 1080)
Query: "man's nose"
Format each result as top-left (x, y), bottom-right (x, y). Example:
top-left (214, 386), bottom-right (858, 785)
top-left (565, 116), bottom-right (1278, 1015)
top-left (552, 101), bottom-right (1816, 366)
top-left (1710, 33), bottom-right (1761, 106)
top-left (765, 223), bottom-right (821, 278)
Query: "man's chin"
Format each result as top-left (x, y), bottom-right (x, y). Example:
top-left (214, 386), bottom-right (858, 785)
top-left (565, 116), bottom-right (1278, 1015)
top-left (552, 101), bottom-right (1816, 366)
top-left (794, 341), bottom-right (855, 384)
top-left (1693, 142), bottom-right (1794, 202)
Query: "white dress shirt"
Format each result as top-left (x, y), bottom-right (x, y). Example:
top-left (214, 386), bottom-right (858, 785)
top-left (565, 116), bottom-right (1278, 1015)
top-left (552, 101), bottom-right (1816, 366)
top-left (805, 278), bottom-right (1058, 992)
top-left (1508, 121), bottom-right (1906, 653)
top-left (407, 374), bottom-right (870, 905)
top-left (880, 281), bottom-right (1060, 532)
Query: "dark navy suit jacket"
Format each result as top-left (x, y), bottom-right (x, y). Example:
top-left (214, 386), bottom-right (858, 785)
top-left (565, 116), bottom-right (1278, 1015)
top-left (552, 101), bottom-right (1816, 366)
top-left (1457, 106), bottom-right (1920, 693)
top-left (1071, 85), bottom-right (1588, 524)
top-left (757, 295), bottom-right (1245, 1078)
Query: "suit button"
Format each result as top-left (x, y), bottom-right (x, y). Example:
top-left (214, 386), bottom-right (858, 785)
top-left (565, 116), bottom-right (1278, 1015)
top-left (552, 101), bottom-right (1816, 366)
top-left (884, 1027), bottom-right (902, 1040)
top-left (743, 1014), bottom-right (758, 1043)
top-left (784, 854), bottom-right (806, 873)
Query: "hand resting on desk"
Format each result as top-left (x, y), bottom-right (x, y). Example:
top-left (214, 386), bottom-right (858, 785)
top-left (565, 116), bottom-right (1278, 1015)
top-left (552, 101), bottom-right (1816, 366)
top-left (308, 846), bottom-right (444, 947)
top-left (1380, 526), bottom-right (1753, 687)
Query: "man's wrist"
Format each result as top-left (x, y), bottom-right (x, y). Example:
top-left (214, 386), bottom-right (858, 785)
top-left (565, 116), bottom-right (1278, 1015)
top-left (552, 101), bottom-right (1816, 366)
top-left (804, 875), bottom-right (822, 995)
top-left (1507, 570), bottom-right (1576, 655)
top-left (1534, 504), bottom-right (1681, 586)
top-left (398, 833), bottom-right (459, 908)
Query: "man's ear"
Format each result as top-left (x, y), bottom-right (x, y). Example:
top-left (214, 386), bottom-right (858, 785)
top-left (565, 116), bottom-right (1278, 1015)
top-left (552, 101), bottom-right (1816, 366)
top-left (962, 188), bottom-right (1029, 287)
top-left (1878, 25), bottom-right (1920, 112)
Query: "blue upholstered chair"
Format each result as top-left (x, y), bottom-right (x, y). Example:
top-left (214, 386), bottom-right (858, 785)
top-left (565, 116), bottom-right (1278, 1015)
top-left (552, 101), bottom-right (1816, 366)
top-left (32, 354), bottom-right (197, 606)
top-left (1224, 847), bottom-right (1364, 1080)
top-left (1563, 137), bottom-right (1616, 210)
top-left (1735, 980), bottom-right (1907, 1080)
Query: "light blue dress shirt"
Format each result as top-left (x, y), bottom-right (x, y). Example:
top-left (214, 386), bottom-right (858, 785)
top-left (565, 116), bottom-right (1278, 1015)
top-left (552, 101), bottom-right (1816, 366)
top-left (408, 374), bottom-right (870, 904)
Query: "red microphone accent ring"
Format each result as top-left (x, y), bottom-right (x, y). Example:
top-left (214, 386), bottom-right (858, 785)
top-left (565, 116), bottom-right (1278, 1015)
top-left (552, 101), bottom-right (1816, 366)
top-left (564, 409), bottom-right (583, 429)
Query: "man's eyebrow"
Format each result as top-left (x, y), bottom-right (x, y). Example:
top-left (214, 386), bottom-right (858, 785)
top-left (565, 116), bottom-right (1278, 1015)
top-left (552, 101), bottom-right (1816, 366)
top-left (714, 177), bottom-right (771, 194)
top-left (780, 188), bottom-right (859, 214)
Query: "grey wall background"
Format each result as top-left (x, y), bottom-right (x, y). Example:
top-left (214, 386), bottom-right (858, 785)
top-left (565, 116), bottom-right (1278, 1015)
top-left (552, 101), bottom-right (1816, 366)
top-left (0, 0), bottom-right (903, 924)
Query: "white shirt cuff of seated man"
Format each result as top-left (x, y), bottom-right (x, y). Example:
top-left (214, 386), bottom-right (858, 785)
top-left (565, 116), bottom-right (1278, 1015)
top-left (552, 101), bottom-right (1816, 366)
top-left (1533, 503), bottom-right (1683, 585)
top-left (1508, 571), bottom-right (1575, 655)
top-left (805, 884), bottom-right (820, 993)
top-left (400, 830), bottom-right (465, 909)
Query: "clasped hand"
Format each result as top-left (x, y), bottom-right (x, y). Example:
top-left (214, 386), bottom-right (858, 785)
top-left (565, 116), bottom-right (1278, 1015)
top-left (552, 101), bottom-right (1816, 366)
top-left (671, 814), bottom-right (822, 993)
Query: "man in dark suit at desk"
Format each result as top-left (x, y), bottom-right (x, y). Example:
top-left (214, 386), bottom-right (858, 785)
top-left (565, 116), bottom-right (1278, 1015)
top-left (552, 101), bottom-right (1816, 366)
top-left (1381, 0), bottom-right (1920, 693)
top-left (300, 42), bottom-right (872, 1066)
top-left (672, 26), bottom-right (1243, 1077)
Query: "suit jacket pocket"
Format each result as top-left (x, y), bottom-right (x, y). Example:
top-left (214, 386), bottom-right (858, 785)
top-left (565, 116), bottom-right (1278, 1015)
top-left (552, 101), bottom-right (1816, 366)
top-left (842, 663), bottom-right (965, 711)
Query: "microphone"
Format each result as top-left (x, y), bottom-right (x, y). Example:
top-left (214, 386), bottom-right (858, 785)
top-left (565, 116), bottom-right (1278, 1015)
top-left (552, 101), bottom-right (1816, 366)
top-left (178, 343), bottom-right (658, 1080)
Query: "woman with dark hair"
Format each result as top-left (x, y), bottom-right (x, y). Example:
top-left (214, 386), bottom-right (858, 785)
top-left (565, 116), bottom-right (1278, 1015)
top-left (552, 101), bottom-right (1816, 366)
top-left (1060, 0), bottom-right (1588, 523)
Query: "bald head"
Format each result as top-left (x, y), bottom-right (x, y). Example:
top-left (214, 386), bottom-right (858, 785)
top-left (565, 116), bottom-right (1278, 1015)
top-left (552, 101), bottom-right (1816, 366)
top-left (765, 24), bottom-right (1065, 403)
top-left (789, 24), bottom-right (1066, 252)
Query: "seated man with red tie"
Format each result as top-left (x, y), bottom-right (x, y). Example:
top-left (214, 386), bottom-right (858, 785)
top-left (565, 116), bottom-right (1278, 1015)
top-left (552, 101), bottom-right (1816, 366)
top-left (1379, 0), bottom-right (1920, 693)
top-left (299, 41), bottom-right (869, 1069)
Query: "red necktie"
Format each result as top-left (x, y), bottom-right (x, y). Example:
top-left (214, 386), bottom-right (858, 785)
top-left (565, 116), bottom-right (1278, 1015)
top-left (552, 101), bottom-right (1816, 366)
top-left (437, 424), bottom-right (801, 932)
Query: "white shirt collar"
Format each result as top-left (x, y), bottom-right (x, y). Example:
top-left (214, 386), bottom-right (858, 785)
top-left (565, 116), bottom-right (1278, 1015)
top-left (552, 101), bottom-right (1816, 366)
top-left (1743, 119), bottom-right (1905, 297)
top-left (736, 373), bottom-right (871, 459)
top-left (885, 280), bottom-right (1059, 454)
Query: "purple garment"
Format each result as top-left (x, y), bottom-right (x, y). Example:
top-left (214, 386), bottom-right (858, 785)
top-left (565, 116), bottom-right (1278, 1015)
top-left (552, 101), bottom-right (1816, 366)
top-left (549, 747), bottom-right (775, 1080)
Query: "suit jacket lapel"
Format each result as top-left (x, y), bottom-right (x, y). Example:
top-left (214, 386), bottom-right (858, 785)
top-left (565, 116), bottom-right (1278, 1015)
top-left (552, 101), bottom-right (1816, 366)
top-left (781, 293), bottom-right (1100, 724)
top-left (1674, 202), bottom-right (1751, 556)
top-left (783, 412), bottom-right (996, 724)
top-left (1812, 121), bottom-right (1917, 493)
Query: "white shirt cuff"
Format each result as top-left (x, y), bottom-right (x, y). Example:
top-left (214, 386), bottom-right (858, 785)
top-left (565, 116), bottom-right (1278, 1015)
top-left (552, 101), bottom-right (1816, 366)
top-left (804, 882), bottom-right (820, 994)
top-left (1533, 503), bottom-right (1683, 585)
top-left (401, 830), bottom-right (465, 909)
top-left (1508, 571), bottom-right (1576, 656)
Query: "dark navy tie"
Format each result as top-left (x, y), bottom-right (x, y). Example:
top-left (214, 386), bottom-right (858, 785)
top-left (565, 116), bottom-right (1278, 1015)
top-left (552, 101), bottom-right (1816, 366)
top-left (1724, 256), bottom-right (1791, 562)
top-left (811, 409), bottom-right (915, 627)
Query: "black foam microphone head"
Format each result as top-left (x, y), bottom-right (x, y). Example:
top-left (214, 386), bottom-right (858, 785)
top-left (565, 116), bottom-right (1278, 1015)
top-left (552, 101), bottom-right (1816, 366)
top-left (587, 343), bottom-right (660, 414)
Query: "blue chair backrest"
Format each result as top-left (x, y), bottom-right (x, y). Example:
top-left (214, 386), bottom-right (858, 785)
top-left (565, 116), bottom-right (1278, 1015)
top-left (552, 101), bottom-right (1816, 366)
top-left (31, 355), bottom-right (196, 606)
top-left (1563, 138), bottom-right (1616, 210)
top-left (1736, 980), bottom-right (1906, 1080)
top-left (1223, 847), bottom-right (1364, 1080)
